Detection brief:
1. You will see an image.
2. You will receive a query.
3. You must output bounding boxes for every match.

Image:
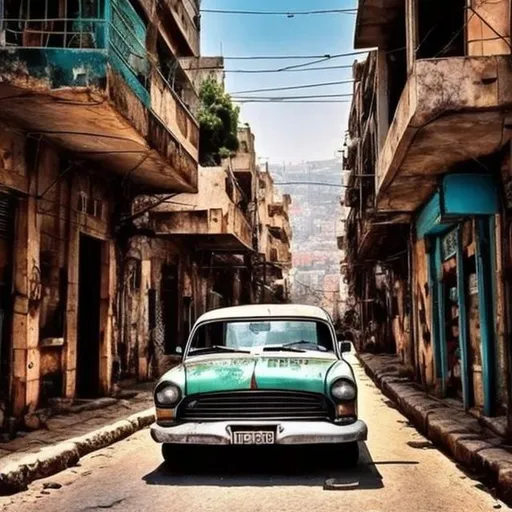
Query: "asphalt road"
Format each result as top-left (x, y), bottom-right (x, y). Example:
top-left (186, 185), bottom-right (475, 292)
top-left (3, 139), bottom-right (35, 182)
top-left (0, 354), bottom-right (507, 512)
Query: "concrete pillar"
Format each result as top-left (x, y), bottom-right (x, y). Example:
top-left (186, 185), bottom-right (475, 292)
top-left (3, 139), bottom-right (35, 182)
top-left (376, 50), bottom-right (390, 155)
top-left (138, 258), bottom-right (151, 381)
top-left (63, 210), bottom-right (79, 399)
top-left (11, 172), bottom-right (40, 418)
top-left (405, 0), bottom-right (417, 71)
top-left (99, 240), bottom-right (116, 395)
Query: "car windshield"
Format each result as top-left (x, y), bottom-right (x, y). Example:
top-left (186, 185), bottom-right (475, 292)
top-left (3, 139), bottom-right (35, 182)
top-left (188, 319), bottom-right (335, 354)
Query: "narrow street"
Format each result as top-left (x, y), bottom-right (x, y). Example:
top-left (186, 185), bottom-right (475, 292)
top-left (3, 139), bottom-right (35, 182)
top-left (0, 355), bottom-right (505, 512)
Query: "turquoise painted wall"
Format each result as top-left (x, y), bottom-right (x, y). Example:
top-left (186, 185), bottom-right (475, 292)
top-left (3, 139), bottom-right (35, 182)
top-left (0, 1), bottom-right (150, 105)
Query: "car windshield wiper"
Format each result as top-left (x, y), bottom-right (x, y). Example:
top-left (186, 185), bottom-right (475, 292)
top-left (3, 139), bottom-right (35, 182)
top-left (189, 346), bottom-right (251, 354)
top-left (263, 346), bottom-right (306, 353)
top-left (281, 341), bottom-right (328, 352)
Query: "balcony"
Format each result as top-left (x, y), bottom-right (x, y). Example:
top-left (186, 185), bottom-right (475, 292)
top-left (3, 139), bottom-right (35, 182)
top-left (354, 0), bottom-right (402, 49)
top-left (268, 204), bottom-right (292, 245)
top-left (377, 55), bottom-right (512, 213)
top-left (229, 127), bottom-right (257, 201)
top-left (150, 167), bottom-right (254, 252)
top-left (269, 238), bottom-right (292, 267)
top-left (0, 4), bottom-right (199, 193)
top-left (160, 0), bottom-right (200, 57)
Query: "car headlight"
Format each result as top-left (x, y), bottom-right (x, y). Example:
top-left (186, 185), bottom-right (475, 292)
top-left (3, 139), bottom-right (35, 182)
top-left (330, 379), bottom-right (356, 401)
top-left (155, 383), bottom-right (181, 407)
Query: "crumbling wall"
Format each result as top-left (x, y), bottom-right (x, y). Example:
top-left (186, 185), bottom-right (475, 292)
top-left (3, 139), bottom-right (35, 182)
top-left (413, 238), bottom-right (436, 391)
top-left (121, 235), bottom-right (203, 380)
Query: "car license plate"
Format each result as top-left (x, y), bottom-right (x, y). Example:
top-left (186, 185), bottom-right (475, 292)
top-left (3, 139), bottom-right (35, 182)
top-left (231, 430), bottom-right (276, 445)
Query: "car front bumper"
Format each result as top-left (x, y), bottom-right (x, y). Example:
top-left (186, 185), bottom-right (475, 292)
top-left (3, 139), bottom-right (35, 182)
top-left (150, 419), bottom-right (368, 446)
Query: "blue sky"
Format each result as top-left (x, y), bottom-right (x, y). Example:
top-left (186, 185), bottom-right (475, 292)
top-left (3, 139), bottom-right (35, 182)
top-left (200, 0), bottom-right (358, 165)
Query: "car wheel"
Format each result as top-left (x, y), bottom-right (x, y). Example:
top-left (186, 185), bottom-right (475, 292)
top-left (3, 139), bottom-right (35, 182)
top-left (342, 442), bottom-right (360, 469)
top-left (161, 443), bottom-right (185, 472)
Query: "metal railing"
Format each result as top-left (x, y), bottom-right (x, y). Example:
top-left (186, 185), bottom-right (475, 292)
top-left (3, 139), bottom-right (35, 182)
top-left (0, 15), bottom-right (199, 116)
top-left (0, 17), bottom-right (107, 49)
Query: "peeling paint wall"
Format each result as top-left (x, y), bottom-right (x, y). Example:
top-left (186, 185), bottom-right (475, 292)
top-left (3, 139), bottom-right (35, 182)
top-left (120, 235), bottom-right (207, 380)
top-left (413, 238), bottom-right (436, 391)
top-left (0, 123), bottom-right (118, 424)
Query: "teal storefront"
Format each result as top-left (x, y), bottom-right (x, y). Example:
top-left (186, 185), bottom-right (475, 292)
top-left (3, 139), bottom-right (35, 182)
top-left (415, 173), bottom-right (500, 416)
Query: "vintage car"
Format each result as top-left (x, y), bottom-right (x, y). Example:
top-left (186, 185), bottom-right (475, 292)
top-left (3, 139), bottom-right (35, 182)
top-left (150, 304), bottom-right (368, 468)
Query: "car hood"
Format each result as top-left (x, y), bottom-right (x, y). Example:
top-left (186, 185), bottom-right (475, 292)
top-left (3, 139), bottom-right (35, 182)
top-left (181, 353), bottom-right (352, 395)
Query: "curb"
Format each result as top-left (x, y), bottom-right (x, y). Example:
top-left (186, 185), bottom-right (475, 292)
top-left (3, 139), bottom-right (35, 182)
top-left (0, 408), bottom-right (155, 495)
top-left (357, 353), bottom-right (512, 505)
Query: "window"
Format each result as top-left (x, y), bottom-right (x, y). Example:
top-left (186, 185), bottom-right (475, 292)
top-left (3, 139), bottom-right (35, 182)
top-left (189, 319), bottom-right (335, 354)
top-left (4, 0), bottom-right (102, 48)
top-left (39, 246), bottom-right (66, 339)
top-left (416, 0), bottom-right (466, 59)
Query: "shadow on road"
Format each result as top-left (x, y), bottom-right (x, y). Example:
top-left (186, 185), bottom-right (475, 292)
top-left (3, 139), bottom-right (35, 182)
top-left (143, 443), bottom-right (416, 490)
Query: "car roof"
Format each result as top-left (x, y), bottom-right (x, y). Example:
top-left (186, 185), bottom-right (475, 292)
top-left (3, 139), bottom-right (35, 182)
top-left (196, 304), bottom-right (333, 323)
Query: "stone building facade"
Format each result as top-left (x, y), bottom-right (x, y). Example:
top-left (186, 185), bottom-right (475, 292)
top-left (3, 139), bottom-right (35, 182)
top-left (344, 0), bottom-right (512, 433)
top-left (0, 0), bottom-right (201, 429)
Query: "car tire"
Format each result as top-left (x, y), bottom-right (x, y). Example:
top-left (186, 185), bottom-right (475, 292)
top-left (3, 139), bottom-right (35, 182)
top-left (342, 442), bottom-right (360, 469)
top-left (162, 443), bottom-right (184, 472)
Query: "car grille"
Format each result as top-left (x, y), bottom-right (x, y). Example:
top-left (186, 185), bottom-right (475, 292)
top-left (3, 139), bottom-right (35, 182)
top-left (178, 390), bottom-right (333, 421)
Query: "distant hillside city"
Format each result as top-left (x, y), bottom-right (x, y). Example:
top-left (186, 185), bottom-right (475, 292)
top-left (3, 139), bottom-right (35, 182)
top-left (271, 158), bottom-right (348, 321)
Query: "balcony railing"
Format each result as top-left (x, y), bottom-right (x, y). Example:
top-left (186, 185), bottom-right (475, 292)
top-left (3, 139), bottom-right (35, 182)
top-left (0, 5), bottom-right (199, 160)
top-left (160, 0), bottom-right (200, 56)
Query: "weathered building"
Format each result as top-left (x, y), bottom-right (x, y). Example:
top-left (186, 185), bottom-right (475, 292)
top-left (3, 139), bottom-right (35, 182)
top-left (124, 164), bottom-right (254, 379)
top-left (121, 124), bottom-right (293, 381)
top-left (256, 166), bottom-right (293, 303)
top-left (0, 0), bottom-right (201, 429)
top-left (346, 0), bottom-right (512, 431)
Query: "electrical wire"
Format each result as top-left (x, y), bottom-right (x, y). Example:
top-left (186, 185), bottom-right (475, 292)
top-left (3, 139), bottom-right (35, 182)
top-left (233, 100), bottom-right (351, 104)
top-left (277, 56), bottom-right (334, 72)
top-left (232, 93), bottom-right (353, 100)
top-left (221, 50), bottom-right (371, 60)
top-left (185, 64), bottom-right (354, 74)
top-left (201, 8), bottom-right (357, 16)
top-left (230, 80), bottom-right (354, 95)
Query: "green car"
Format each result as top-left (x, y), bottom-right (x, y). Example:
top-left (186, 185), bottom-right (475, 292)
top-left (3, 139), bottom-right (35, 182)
top-left (150, 304), bottom-right (368, 468)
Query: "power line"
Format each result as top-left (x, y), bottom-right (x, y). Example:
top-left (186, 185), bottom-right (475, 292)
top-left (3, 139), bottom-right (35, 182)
top-left (221, 50), bottom-right (371, 60)
top-left (277, 56), bottom-right (333, 72)
top-left (201, 8), bottom-right (357, 16)
top-left (195, 64), bottom-right (354, 74)
top-left (232, 93), bottom-right (353, 100)
top-left (230, 80), bottom-right (354, 95)
top-left (233, 100), bottom-right (351, 104)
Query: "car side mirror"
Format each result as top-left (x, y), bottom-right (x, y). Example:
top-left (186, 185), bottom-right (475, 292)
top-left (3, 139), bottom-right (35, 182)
top-left (175, 346), bottom-right (183, 355)
top-left (338, 341), bottom-right (352, 353)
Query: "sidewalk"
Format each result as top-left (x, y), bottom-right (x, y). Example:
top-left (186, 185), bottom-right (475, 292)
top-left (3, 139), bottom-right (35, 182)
top-left (0, 384), bottom-right (156, 495)
top-left (358, 352), bottom-right (512, 505)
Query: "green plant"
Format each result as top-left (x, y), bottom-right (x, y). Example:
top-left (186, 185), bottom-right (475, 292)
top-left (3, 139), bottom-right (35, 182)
top-left (198, 77), bottom-right (240, 166)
